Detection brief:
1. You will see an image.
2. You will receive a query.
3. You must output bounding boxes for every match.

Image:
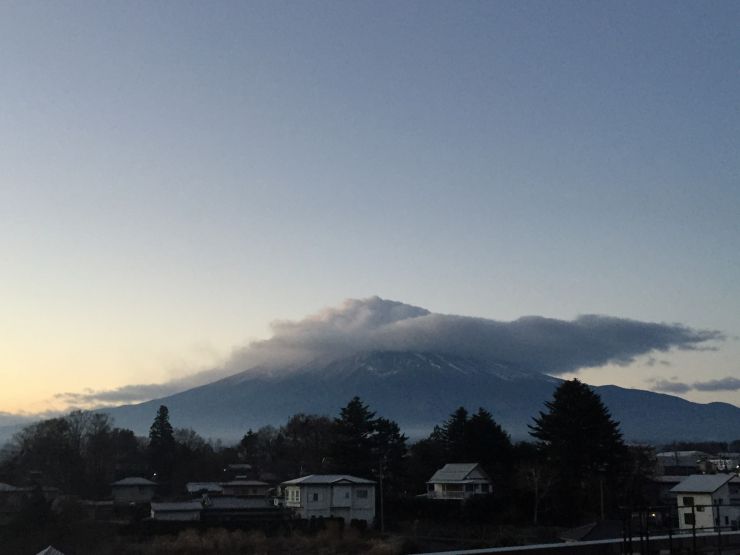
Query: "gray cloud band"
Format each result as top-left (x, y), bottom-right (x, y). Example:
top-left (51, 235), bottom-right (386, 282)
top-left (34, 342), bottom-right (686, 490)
top-left (652, 376), bottom-right (740, 393)
top-left (55, 296), bottom-right (723, 406)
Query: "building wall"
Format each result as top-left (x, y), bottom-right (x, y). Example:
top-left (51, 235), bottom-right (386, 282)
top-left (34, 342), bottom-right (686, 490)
top-left (677, 485), bottom-right (733, 530)
top-left (429, 481), bottom-right (491, 499)
top-left (285, 484), bottom-right (375, 524)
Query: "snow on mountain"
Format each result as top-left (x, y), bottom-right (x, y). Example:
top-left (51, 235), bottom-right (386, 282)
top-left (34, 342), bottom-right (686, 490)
top-left (101, 350), bottom-right (740, 444)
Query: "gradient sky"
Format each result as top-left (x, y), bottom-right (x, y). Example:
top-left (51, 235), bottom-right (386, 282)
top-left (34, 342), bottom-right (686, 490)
top-left (1, 1), bottom-right (738, 414)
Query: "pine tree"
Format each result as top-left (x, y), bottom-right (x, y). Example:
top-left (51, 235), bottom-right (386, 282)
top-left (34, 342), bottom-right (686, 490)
top-left (331, 397), bottom-right (378, 478)
top-left (148, 405), bottom-right (176, 482)
top-left (529, 379), bottom-right (627, 522)
top-left (330, 397), bottom-right (407, 482)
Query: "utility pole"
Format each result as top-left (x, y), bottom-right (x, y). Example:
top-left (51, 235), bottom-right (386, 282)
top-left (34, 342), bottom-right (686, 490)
top-left (379, 455), bottom-right (386, 534)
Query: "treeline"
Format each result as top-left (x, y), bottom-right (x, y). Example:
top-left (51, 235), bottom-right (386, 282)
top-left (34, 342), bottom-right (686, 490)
top-left (0, 380), bottom-right (666, 525)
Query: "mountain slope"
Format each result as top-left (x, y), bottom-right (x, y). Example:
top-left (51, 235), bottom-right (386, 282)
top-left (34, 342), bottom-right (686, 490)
top-left (102, 351), bottom-right (740, 443)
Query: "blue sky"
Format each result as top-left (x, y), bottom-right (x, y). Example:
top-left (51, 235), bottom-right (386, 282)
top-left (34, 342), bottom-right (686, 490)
top-left (1, 1), bottom-right (738, 412)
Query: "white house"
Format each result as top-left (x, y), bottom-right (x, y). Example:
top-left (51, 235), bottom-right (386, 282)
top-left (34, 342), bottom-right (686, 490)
top-left (110, 477), bottom-right (157, 505)
top-left (281, 475), bottom-right (375, 524)
top-left (671, 474), bottom-right (740, 531)
top-left (427, 463), bottom-right (492, 500)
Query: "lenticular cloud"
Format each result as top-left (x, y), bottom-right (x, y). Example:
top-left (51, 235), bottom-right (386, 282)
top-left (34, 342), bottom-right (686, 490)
top-left (55, 296), bottom-right (722, 407)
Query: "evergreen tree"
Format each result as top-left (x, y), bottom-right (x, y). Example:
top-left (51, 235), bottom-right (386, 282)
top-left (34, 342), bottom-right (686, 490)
top-left (330, 397), bottom-right (408, 483)
top-left (148, 405), bottom-right (176, 482)
top-left (529, 379), bottom-right (627, 523)
top-left (428, 406), bottom-right (512, 491)
top-left (331, 397), bottom-right (378, 478)
top-left (465, 408), bottom-right (513, 485)
top-left (372, 417), bottom-right (409, 496)
top-left (431, 406), bottom-right (469, 455)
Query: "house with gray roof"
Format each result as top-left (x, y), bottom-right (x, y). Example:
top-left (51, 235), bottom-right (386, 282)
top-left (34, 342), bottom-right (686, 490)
top-left (671, 474), bottom-right (740, 531)
top-left (426, 463), bottom-right (492, 500)
top-left (110, 477), bottom-right (157, 505)
top-left (281, 474), bottom-right (376, 524)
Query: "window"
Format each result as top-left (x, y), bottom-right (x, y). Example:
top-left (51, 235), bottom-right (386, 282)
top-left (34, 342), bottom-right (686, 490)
top-left (345, 491), bottom-right (350, 499)
top-left (682, 496), bottom-right (694, 506)
top-left (465, 484), bottom-right (476, 492)
top-left (356, 489), bottom-right (368, 499)
top-left (697, 505), bottom-right (704, 512)
top-left (481, 484), bottom-right (489, 493)
top-left (684, 513), bottom-right (695, 525)
top-left (312, 493), bottom-right (319, 502)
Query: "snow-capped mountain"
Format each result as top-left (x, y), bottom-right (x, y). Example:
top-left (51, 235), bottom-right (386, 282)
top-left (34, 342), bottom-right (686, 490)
top-left (101, 350), bottom-right (740, 443)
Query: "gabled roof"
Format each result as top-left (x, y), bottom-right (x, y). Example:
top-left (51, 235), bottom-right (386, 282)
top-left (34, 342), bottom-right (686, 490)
top-left (670, 474), bottom-right (733, 493)
top-left (111, 477), bottom-right (157, 487)
top-left (428, 463), bottom-right (490, 483)
top-left (36, 547), bottom-right (65, 555)
top-left (281, 474), bottom-right (375, 486)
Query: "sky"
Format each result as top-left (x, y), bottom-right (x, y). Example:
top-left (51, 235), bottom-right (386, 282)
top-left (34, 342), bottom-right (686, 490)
top-left (0, 1), bottom-right (738, 415)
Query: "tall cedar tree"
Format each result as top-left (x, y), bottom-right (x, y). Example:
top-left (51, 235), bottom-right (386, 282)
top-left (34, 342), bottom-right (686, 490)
top-left (148, 405), bottom-right (176, 482)
top-left (429, 406), bottom-right (512, 489)
top-left (331, 397), bottom-right (378, 478)
top-left (331, 397), bottom-right (407, 487)
top-left (529, 379), bottom-right (627, 523)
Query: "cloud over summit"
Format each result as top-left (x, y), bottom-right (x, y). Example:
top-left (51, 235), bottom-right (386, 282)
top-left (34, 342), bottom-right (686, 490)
top-left (55, 296), bottom-right (722, 407)
top-left (225, 296), bottom-right (721, 376)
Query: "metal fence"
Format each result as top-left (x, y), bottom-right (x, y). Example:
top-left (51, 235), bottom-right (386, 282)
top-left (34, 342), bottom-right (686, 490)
top-left (622, 502), bottom-right (740, 554)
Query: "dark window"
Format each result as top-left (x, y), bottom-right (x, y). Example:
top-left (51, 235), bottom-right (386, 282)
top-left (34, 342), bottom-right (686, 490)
top-left (684, 513), bottom-right (695, 525)
top-left (356, 489), bottom-right (368, 499)
top-left (682, 496), bottom-right (694, 506)
top-left (312, 493), bottom-right (319, 502)
top-left (465, 484), bottom-right (476, 492)
top-left (481, 484), bottom-right (489, 493)
top-left (697, 505), bottom-right (705, 512)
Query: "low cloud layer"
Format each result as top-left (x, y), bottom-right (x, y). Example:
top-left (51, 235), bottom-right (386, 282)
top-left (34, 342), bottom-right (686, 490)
top-left (53, 296), bottom-right (722, 407)
top-left (652, 376), bottom-right (740, 394)
top-left (54, 383), bottom-right (185, 406)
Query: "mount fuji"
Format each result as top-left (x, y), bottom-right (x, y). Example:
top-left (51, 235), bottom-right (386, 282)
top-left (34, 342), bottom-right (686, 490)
top-left (101, 350), bottom-right (740, 443)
